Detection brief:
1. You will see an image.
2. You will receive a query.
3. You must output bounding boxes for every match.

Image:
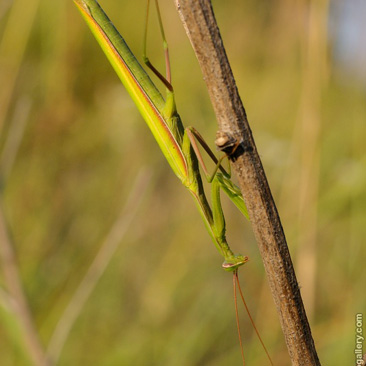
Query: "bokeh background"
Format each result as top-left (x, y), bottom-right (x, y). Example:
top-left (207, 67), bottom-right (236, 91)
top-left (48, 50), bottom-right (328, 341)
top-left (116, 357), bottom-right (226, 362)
top-left (0, 0), bottom-right (365, 365)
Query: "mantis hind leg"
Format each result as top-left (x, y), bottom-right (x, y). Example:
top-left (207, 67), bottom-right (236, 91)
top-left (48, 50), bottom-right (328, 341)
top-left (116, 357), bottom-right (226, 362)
top-left (143, 0), bottom-right (177, 120)
top-left (143, 0), bottom-right (173, 91)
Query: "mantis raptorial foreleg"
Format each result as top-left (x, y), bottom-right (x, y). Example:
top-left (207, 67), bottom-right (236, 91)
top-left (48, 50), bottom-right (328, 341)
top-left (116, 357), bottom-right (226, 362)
top-left (186, 127), bottom-right (249, 219)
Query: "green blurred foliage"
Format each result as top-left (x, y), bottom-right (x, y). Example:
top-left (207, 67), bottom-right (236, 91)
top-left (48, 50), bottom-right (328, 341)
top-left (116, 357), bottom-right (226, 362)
top-left (0, 0), bottom-right (365, 365)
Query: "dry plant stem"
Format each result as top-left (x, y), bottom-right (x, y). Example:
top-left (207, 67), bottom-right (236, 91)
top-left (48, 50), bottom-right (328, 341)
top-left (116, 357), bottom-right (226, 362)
top-left (173, 1), bottom-right (321, 365)
top-left (47, 168), bottom-right (152, 364)
top-left (0, 203), bottom-right (52, 366)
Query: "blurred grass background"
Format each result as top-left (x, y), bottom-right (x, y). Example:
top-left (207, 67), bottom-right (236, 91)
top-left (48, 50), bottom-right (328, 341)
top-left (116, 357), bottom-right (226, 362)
top-left (0, 0), bottom-right (365, 365)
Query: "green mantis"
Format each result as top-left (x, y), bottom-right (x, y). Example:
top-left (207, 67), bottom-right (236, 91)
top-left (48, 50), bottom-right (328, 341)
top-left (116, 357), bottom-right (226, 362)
top-left (74, 0), bottom-right (273, 364)
top-left (74, 0), bottom-right (248, 271)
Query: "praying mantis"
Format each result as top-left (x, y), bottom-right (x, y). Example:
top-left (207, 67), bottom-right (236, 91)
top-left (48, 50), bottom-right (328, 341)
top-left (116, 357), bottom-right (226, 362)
top-left (74, 0), bottom-right (273, 364)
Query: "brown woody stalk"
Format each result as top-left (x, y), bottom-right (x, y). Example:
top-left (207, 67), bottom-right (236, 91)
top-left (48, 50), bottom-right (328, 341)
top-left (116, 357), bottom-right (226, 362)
top-left (173, 1), bottom-right (321, 365)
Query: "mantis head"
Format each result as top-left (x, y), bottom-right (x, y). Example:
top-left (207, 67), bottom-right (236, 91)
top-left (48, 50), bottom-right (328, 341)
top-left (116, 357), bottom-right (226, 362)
top-left (222, 255), bottom-right (249, 272)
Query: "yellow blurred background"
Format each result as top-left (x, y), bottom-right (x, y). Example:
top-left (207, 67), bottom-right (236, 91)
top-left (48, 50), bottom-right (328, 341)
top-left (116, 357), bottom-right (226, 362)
top-left (0, 0), bottom-right (365, 365)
